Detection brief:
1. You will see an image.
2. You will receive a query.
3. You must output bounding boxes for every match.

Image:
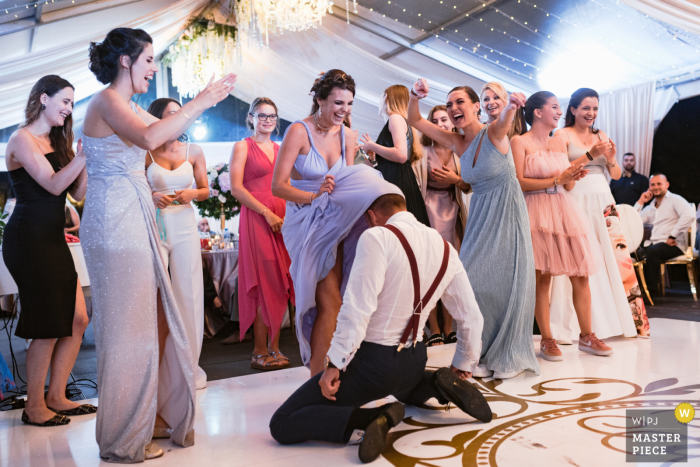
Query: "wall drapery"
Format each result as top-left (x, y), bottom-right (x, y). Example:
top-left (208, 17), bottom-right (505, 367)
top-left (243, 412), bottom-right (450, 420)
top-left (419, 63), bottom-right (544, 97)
top-left (620, 0), bottom-right (700, 36)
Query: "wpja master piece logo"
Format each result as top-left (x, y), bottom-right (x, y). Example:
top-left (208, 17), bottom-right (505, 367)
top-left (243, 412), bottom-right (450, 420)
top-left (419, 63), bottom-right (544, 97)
top-left (626, 403), bottom-right (695, 463)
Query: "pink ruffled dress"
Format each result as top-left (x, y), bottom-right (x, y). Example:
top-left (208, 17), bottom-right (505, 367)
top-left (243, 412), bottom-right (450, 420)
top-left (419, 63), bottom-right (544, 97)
top-left (523, 150), bottom-right (598, 277)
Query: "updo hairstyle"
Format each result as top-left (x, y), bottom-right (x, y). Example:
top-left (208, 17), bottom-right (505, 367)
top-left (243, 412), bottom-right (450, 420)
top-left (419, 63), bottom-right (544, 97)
top-left (89, 28), bottom-right (153, 85)
top-left (523, 91), bottom-right (556, 126)
top-left (309, 69), bottom-right (356, 115)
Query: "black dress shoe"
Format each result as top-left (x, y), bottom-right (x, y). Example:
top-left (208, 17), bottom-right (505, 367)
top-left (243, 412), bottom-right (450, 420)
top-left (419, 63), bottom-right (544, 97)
top-left (21, 410), bottom-right (70, 426)
top-left (433, 367), bottom-right (493, 423)
top-left (49, 404), bottom-right (98, 416)
top-left (358, 402), bottom-right (405, 464)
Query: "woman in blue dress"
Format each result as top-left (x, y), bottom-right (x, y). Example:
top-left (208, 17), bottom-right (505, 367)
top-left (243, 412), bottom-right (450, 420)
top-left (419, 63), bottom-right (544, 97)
top-left (408, 79), bottom-right (539, 380)
top-left (272, 70), bottom-right (401, 377)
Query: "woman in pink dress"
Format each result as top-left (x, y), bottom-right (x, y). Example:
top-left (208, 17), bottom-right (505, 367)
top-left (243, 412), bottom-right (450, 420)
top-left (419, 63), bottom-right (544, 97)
top-left (230, 97), bottom-right (294, 371)
top-left (511, 91), bottom-right (613, 363)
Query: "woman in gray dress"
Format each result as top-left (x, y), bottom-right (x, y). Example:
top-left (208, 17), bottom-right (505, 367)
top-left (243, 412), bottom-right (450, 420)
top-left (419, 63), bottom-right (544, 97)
top-left (81, 28), bottom-right (235, 462)
top-left (408, 79), bottom-right (539, 380)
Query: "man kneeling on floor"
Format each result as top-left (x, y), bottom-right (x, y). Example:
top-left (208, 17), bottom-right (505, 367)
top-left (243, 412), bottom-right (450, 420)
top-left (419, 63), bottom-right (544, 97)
top-left (269, 194), bottom-right (490, 463)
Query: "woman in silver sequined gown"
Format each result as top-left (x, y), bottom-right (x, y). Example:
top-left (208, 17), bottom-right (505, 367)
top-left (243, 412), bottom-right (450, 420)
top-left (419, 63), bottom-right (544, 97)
top-left (81, 28), bottom-right (236, 462)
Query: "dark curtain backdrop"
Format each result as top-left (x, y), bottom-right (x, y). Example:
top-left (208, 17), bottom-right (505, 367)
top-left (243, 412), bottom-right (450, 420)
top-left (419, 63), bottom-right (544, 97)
top-left (651, 94), bottom-right (700, 207)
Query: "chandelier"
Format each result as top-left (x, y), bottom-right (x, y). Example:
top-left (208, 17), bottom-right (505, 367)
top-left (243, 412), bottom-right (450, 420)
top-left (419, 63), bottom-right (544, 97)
top-left (163, 20), bottom-right (238, 98)
top-left (236, 0), bottom-right (357, 47)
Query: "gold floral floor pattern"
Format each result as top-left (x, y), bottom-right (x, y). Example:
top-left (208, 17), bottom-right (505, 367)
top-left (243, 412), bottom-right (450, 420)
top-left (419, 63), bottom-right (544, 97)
top-left (0, 318), bottom-right (698, 467)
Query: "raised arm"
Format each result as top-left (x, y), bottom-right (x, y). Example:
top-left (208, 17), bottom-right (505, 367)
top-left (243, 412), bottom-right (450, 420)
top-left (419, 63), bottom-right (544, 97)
top-left (99, 74), bottom-right (235, 151)
top-left (487, 93), bottom-right (525, 153)
top-left (8, 130), bottom-right (85, 196)
top-left (408, 79), bottom-right (464, 152)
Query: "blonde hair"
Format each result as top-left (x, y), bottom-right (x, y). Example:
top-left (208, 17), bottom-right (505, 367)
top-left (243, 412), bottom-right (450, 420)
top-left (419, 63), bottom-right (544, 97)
top-left (480, 81), bottom-right (526, 138)
top-left (383, 84), bottom-right (423, 164)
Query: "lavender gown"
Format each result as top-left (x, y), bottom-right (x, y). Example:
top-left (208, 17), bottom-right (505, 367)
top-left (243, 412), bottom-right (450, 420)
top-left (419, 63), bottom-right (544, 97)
top-left (281, 121), bottom-right (402, 365)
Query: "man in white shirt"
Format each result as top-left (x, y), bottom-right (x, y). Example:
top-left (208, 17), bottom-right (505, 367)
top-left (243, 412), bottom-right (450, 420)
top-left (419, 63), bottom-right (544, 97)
top-left (635, 174), bottom-right (695, 292)
top-left (270, 194), bottom-right (488, 463)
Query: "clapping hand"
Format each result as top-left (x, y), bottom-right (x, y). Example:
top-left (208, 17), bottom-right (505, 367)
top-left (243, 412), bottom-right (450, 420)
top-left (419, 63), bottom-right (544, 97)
top-left (589, 139), bottom-right (612, 158)
top-left (75, 138), bottom-right (84, 159)
top-left (413, 78), bottom-right (430, 98)
top-left (603, 138), bottom-right (617, 163)
top-left (359, 133), bottom-right (375, 156)
top-left (559, 163), bottom-right (588, 185)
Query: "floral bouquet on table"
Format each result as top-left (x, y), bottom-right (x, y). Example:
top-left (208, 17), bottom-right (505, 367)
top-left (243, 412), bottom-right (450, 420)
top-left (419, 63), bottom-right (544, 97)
top-left (193, 163), bottom-right (241, 230)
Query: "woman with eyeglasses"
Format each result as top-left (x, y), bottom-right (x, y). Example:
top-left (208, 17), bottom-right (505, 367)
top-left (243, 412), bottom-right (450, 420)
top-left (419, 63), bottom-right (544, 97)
top-left (144, 98), bottom-right (210, 401)
top-left (230, 97), bottom-right (294, 371)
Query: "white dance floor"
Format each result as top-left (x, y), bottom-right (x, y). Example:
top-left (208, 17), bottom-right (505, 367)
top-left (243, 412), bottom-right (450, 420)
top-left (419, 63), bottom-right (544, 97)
top-left (1, 317), bottom-right (698, 467)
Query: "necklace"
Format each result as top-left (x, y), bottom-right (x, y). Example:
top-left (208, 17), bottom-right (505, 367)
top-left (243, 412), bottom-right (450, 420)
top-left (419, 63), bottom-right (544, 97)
top-left (313, 111), bottom-right (333, 132)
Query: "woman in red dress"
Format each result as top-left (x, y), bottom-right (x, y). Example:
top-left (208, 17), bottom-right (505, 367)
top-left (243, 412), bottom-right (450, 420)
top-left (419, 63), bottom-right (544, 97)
top-left (230, 97), bottom-right (295, 371)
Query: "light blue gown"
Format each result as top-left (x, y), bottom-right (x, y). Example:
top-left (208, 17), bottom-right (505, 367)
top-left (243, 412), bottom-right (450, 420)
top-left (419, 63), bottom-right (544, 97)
top-left (281, 121), bottom-right (402, 365)
top-left (459, 125), bottom-right (539, 375)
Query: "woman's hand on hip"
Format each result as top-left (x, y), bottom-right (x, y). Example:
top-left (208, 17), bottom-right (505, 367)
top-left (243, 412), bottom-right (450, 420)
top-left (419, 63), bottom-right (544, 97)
top-left (152, 192), bottom-right (174, 209)
top-left (263, 209), bottom-right (284, 233)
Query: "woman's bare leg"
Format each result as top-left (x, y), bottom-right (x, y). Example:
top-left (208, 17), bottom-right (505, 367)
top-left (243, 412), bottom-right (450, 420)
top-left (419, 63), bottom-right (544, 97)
top-left (253, 307), bottom-right (281, 367)
top-left (45, 279), bottom-right (89, 411)
top-left (569, 276), bottom-right (592, 336)
top-left (155, 289), bottom-right (170, 429)
top-left (535, 271), bottom-right (553, 339)
top-left (309, 243), bottom-right (344, 377)
top-left (25, 338), bottom-right (57, 422)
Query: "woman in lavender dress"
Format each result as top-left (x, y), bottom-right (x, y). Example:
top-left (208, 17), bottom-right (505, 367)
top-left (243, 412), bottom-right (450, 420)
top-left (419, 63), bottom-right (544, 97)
top-left (272, 70), bottom-right (401, 376)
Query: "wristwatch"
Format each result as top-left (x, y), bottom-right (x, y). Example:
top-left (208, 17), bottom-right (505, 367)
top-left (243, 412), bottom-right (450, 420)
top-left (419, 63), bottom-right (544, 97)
top-left (668, 236), bottom-right (676, 240)
top-left (325, 356), bottom-right (337, 369)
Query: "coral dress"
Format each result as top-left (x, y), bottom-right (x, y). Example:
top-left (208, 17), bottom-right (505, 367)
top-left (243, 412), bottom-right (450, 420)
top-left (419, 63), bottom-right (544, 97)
top-left (523, 150), bottom-right (598, 277)
top-left (238, 138), bottom-right (295, 340)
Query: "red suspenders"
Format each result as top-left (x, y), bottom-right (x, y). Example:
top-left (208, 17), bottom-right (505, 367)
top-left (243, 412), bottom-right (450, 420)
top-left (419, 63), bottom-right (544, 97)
top-left (381, 224), bottom-right (450, 351)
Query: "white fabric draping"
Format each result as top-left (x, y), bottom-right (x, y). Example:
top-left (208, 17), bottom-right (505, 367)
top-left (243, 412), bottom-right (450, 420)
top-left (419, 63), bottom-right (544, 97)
top-left (620, 0), bottom-right (700, 36)
top-left (597, 82), bottom-right (656, 177)
top-left (230, 14), bottom-right (454, 136)
top-left (0, 0), bottom-right (209, 130)
top-left (653, 85), bottom-right (680, 130)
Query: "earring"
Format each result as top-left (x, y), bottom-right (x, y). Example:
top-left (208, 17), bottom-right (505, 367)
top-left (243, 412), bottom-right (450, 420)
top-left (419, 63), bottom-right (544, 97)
top-left (41, 104), bottom-right (46, 110)
top-left (318, 107), bottom-right (322, 118)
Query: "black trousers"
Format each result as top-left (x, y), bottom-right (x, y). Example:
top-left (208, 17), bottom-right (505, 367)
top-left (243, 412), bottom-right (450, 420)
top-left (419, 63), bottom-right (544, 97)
top-left (270, 341), bottom-right (438, 445)
top-left (641, 242), bottom-right (683, 290)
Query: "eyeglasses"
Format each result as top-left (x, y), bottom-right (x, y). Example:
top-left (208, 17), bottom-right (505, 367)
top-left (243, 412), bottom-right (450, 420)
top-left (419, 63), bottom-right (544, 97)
top-left (250, 113), bottom-right (278, 122)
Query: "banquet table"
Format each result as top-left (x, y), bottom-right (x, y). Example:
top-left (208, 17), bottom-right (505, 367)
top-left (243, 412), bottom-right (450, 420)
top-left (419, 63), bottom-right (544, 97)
top-left (201, 248), bottom-right (239, 337)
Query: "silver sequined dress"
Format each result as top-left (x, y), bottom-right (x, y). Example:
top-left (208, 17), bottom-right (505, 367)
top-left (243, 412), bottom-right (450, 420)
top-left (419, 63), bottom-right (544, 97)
top-left (81, 102), bottom-right (195, 463)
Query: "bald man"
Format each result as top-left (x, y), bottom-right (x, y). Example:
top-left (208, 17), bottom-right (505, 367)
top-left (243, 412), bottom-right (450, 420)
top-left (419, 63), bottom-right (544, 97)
top-left (635, 174), bottom-right (695, 292)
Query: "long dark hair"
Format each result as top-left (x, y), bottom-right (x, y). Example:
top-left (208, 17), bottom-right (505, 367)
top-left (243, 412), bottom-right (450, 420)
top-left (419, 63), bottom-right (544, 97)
top-left (522, 91), bottom-right (557, 126)
top-left (421, 105), bottom-right (451, 147)
top-left (22, 75), bottom-right (75, 168)
top-left (564, 87), bottom-right (600, 134)
top-left (88, 28), bottom-right (153, 85)
top-left (309, 69), bottom-right (356, 115)
top-left (147, 98), bottom-right (189, 142)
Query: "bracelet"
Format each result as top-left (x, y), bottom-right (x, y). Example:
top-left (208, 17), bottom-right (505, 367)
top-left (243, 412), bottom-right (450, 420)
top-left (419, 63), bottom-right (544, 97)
top-left (606, 159), bottom-right (617, 167)
top-left (585, 151), bottom-right (593, 161)
top-left (554, 176), bottom-right (559, 187)
top-left (179, 108), bottom-right (191, 120)
top-left (410, 88), bottom-right (424, 100)
top-left (309, 192), bottom-right (314, 204)
top-left (260, 208), bottom-right (267, 216)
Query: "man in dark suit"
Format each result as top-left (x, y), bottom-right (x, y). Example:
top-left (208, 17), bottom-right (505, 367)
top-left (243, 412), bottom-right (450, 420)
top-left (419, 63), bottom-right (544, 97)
top-left (610, 153), bottom-right (649, 206)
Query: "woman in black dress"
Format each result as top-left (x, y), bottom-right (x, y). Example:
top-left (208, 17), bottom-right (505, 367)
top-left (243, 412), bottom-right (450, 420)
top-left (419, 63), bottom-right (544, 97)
top-left (3, 75), bottom-right (91, 426)
top-left (360, 84), bottom-right (430, 226)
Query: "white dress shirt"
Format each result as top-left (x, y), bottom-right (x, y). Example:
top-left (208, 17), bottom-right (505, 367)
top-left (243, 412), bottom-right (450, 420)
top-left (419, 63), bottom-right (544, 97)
top-left (326, 211), bottom-right (483, 373)
top-left (635, 191), bottom-right (695, 252)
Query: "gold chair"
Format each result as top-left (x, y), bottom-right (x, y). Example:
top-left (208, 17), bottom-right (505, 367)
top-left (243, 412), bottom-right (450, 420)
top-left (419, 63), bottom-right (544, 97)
top-left (660, 204), bottom-right (698, 301)
top-left (633, 260), bottom-right (654, 306)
